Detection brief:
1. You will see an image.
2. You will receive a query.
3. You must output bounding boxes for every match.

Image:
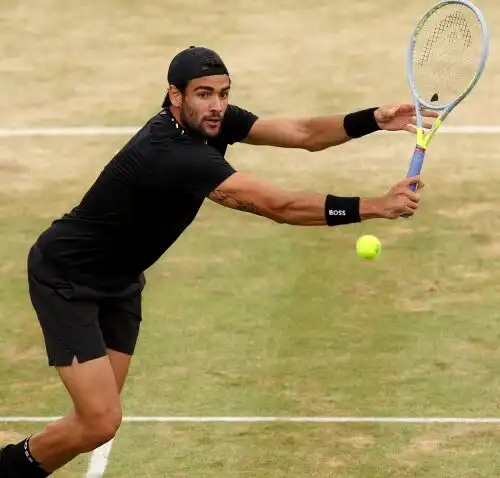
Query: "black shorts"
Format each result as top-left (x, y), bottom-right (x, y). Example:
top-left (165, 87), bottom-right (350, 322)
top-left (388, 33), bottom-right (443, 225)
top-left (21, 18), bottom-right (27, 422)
top-left (27, 245), bottom-right (144, 367)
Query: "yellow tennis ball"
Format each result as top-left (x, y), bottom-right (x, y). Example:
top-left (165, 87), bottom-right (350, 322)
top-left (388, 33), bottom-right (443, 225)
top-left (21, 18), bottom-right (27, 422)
top-left (356, 235), bottom-right (381, 260)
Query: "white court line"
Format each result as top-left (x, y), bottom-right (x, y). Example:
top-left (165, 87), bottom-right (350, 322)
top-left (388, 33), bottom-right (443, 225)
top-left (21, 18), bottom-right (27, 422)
top-left (0, 125), bottom-right (499, 137)
top-left (0, 127), bottom-right (139, 137)
top-left (121, 416), bottom-right (500, 424)
top-left (2, 416), bottom-right (500, 424)
top-left (85, 439), bottom-right (114, 478)
top-left (3, 416), bottom-right (498, 477)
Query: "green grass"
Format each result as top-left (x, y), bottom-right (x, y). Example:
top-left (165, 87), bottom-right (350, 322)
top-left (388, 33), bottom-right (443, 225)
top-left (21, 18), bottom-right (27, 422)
top-left (100, 423), bottom-right (500, 477)
top-left (2, 135), bottom-right (500, 476)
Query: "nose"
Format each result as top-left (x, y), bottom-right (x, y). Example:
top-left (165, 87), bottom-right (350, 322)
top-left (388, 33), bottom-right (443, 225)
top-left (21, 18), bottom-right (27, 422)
top-left (210, 96), bottom-right (223, 113)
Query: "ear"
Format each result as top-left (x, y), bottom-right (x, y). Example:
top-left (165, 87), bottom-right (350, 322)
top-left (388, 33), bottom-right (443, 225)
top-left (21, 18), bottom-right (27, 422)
top-left (169, 85), bottom-right (183, 108)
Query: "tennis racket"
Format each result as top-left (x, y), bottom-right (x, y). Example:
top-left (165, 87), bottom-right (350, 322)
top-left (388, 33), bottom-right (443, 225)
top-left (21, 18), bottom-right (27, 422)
top-left (405, 0), bottom-right (489, 194)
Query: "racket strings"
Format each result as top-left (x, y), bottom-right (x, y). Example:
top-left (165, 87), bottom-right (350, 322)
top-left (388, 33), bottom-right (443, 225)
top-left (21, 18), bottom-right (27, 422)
top-left (418, 11), bottom-right (472, 65)
top-left (412, 4), bottom-right (484, 106)
top-left (438, 11), bottom-right (472, 47)
top-left (418, 11), bottom-right (472, 66)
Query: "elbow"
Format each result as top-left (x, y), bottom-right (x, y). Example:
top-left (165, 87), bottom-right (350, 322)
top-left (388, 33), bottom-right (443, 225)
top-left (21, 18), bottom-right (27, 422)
top-left (271, 215), bottom-right (287, 224)
top-left (302, 135), bottom-right (325, 152)
top-left (299, 125), bottom-right (323, 152)
top-left (304, 143), bottom-right (325, 153)
top-left (267, 198), bottom-right (293, 224)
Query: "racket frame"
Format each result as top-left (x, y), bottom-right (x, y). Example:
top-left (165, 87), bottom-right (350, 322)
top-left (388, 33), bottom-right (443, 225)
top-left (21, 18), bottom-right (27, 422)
top-left (406, 0), bottom-right (489, 168)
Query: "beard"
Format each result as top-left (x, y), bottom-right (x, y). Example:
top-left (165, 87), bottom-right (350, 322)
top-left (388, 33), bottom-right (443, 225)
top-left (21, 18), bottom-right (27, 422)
top-left (180, 104), bottom-right (222, 139)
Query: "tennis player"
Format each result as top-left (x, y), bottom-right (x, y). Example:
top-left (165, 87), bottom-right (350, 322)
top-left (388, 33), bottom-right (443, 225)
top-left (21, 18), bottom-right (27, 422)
top-left (0, 46), bottom-right (434, 477)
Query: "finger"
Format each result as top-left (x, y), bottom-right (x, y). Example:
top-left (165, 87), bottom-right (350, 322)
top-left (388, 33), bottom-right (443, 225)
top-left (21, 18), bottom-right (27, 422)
top-left (410, 115), bottom-right (432, 126)
top-left (400, 176), bottom-right (421, 187)
top-left (404, 190), bottom-right (420, 202)
top-left (405, 199), bottom-right (419, 210)
top-left (404, 124), bottom-right (417, 134)
top-left (400, 205), bottom-right (417, 215)
top-left (421, 109), bottom-right (439, 118)
top-left (397, 178), bottom-right (424, 194)
top-left (395, 187), bottom-right (420, 202)
top-left (400, 206), bottom-right (415, 217)
top-left (409, 117), bottom-right (433, 131)
top-left (397, 104), bottom-right (416, 113)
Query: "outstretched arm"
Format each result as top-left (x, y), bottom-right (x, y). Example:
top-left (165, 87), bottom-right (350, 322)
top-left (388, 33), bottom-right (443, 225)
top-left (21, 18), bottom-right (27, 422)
top-left (243, 105), bottom-right (438, 152)
top-left (208, 172), bottom-right (423, 225)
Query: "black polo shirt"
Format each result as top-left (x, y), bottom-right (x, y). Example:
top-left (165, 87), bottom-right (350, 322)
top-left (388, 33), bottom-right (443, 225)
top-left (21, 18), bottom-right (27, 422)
top-left (35, 105), bottom-right (258, 290)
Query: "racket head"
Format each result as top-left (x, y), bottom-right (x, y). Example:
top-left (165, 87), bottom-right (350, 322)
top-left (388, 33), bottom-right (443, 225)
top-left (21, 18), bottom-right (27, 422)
top-left (407, 0), bottom-right (489, 112)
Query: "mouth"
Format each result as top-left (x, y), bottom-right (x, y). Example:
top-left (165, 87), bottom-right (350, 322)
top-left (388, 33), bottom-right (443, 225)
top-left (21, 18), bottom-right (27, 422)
top-left (205, 118), bottom-right (221, 127)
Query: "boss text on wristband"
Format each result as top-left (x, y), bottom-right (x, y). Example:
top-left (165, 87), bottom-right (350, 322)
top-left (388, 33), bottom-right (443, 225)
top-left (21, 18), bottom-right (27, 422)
top-left (325, 195), bottom-right (361, 226)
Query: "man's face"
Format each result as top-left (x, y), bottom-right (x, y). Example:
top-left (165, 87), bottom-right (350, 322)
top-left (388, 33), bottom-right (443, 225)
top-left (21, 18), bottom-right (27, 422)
top-left (178, 75), bottom-right (230, 138)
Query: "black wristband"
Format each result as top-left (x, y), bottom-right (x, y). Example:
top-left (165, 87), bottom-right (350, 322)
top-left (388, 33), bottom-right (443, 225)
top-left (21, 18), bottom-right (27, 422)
top-left (325, 195), bottom-right (361, 226)
top-left (343, 107), bottom-right (380, 138)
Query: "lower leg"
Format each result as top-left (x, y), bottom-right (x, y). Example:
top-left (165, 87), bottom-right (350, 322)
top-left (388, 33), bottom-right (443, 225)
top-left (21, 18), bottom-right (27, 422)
top-left (2, 409), bottom-right (118, 476)
top-left (28, 410), bottom-right (90, 472)
top-left (31, 351), bottom-right (130, 472)
top-left (2, 352), bottom-right (132, 475)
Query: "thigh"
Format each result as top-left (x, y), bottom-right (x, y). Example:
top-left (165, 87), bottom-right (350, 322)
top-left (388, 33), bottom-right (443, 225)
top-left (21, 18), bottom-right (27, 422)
top-left (57, 355), bottom-right (121, 420)
top-left (98, 294), bottom-right (142, 358)
top-left (107, 349), bottom-right (133, 393)
top-left (28, 273), bottom-right (107, 367)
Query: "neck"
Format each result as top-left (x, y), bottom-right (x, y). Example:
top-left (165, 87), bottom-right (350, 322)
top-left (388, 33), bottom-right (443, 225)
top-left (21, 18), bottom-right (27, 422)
top-left (168, 106), bottom-right (184, 128)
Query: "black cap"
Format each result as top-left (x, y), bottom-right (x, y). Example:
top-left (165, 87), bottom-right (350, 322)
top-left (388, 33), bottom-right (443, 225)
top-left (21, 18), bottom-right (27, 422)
top-left (162, 46), bottom-right (229, 107)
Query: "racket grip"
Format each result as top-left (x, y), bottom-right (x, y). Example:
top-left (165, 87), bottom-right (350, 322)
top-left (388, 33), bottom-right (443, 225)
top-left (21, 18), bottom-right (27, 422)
top-left (406, 145), bottom-right (426, 192)
top-left (401, 145), bottom-right (426, 218)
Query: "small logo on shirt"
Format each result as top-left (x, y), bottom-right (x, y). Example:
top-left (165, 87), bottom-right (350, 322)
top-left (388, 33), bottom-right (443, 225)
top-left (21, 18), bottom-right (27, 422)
top-left (328, 209), bottom-right (346, 216)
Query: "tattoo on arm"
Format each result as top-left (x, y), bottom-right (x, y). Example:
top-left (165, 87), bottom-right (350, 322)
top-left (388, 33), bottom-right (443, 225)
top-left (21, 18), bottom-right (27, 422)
top-left (208, 189), bottom-right (262, 216)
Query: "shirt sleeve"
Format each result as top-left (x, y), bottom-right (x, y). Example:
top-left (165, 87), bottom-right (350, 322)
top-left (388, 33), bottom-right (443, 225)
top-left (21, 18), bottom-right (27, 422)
top-left (215, 104), bottom-right (259, 145)
top-left (151, 141), bottom-right (237, 198)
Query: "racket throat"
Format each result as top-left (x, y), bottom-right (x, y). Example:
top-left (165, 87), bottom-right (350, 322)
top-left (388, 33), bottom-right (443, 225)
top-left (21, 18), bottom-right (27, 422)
top-left (416, 128), bottom-right (426, 146)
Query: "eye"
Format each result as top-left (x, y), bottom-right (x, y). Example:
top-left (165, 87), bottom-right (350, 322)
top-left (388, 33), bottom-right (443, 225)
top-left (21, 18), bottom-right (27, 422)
top-left (197, 91), bottom-right (211, 99)
top-left (221, 90), bottom-right (229, 99)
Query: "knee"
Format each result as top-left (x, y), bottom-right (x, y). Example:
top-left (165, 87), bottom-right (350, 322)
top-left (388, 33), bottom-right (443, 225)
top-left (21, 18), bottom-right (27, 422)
top-left (78, 403), bottom-right (122, 451)
top-left (93, 410), bottom-right (122, 445)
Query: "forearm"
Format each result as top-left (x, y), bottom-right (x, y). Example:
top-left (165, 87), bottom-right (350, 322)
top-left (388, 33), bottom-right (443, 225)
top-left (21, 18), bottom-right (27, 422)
top-left (274, 193), bottom-right (383, 226)
top-left (272, 192), bottom-right (327, 225)
top-left (304, 108), bottom-right (380, 152)
top-left (302, 116), bottom-right (352, 151)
